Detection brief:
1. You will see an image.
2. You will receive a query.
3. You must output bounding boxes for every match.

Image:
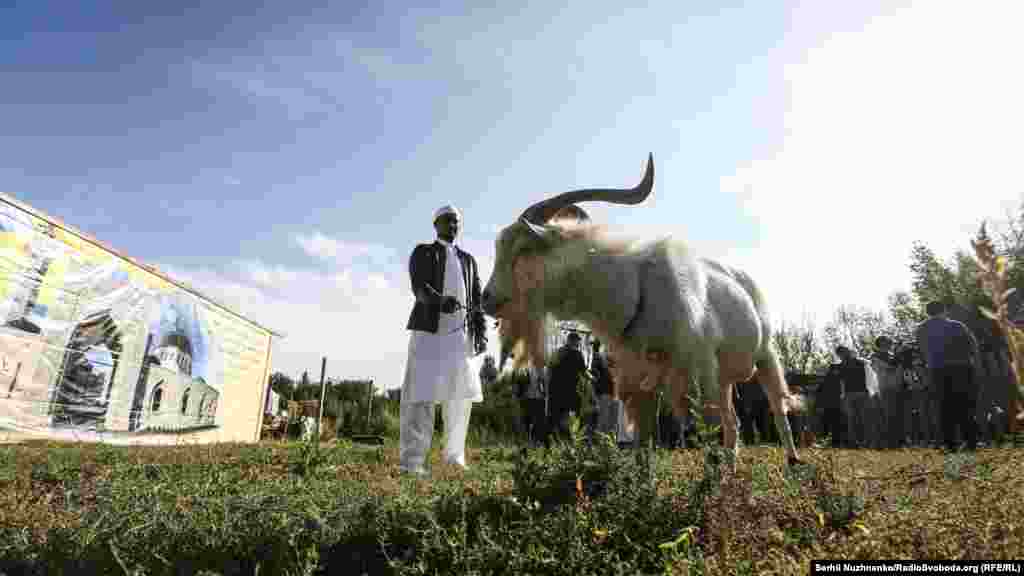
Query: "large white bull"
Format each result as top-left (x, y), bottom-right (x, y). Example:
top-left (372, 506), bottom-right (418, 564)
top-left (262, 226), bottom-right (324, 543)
top-left (480, 153), bottom-right (805, 468)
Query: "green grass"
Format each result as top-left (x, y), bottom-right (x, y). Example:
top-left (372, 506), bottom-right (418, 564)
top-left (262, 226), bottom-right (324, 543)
top-left (0, 435), bottom-right (1022, 575)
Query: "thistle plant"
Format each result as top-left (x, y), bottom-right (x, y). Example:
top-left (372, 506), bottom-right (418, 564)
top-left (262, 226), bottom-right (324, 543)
top-left (971, 223), bottom-right (1024, 435)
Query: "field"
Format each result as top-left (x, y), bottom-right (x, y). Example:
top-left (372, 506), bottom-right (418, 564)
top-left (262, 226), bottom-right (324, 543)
top-left (1, 432), bottom-right (1022, 575)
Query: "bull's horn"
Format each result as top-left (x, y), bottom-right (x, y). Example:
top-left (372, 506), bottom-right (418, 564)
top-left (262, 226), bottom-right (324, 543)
top-left (520, 153), bottom-right (654, 225)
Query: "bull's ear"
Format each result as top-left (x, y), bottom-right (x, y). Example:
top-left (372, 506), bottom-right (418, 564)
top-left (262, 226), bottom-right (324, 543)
top-left (518, 217), bottom-right (560, 247)
top-left (519, 217), bottom-right (548, 238)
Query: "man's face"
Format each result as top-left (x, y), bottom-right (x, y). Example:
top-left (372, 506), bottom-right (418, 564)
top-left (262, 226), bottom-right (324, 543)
top-left (434, 213), bottom-right (460, 241)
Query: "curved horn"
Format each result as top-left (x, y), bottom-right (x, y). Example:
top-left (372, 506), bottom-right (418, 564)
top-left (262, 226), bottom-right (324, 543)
top-left (520, 153), bottom-right (654, 225)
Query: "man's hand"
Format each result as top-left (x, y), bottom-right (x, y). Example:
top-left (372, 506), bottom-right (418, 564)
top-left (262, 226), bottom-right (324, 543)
top-left (440, 295), bottom-right (460, 314)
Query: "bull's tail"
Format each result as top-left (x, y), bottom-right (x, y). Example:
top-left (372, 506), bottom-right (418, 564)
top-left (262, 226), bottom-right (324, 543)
top-left (756, 346), bottom-right (804, 413)
top-left (756, 346), bottom-right (804, 460)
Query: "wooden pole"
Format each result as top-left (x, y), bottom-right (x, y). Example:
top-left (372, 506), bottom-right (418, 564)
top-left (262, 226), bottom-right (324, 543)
top-left (1010, 356), bottom-right (1020, 441)
top-left (315, 357), bottom-right (327, 444)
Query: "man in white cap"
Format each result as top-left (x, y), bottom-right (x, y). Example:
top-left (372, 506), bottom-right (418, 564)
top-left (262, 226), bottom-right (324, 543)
top-left (398, 204), bottom-right (487, 476)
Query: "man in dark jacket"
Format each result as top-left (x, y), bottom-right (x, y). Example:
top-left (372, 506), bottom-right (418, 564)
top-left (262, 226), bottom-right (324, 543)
top-left (819, 362), bottom-right (845, 447)
top-left (399, 205), bottom-right (488, 476)
top-left (738, 374), bottom-right (773, 445)
top-left (837, 345), bottom-right (872, 448)
top-left (548, 332), bottom-right (588, 438)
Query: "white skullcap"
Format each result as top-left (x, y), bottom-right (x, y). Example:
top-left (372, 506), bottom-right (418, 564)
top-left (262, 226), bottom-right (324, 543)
top-left (433, 204), bottom-right (461, 222)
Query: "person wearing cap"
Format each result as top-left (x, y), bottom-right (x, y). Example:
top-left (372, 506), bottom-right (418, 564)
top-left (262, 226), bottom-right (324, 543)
top-left (398, 205), bottom-right (488, 476)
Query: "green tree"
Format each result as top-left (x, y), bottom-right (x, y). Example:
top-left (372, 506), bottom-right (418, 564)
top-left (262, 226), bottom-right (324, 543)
top-left (772, 318), bottom-right (831, 374)
top-left (908, 242), bottom-right (965, 305)
top-left (986, 204), bottom-right (1024, 308)
top-left (268, 372), bottom-right (295, 411)
top-left (822, 305), bottom-right (888, 359)
top-left (906, 238), bottom-right (1006, 350)
top-left (886, 291), bottom-right (927, 344)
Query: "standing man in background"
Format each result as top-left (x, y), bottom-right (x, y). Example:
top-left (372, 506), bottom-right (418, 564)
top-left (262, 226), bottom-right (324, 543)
top-left (479, 355), bottom-right (499, 394)
top-left (588, 339), bottom-right (617, 439)
top-left (819, 362), bottom-right (846, 447)
top-left (916, 300), bottom-right (980, 452)
top-left (836, 345), bottom-right (872, 448)
top-left (399, 205), bottom-right (488, 476)
top-left (738, 373), bottom-right (774, 446)
top-left (548, 332), bottom-right (588, 439)
top-left (904, 351), bottom-right (933, 447)
top-left (518, 363), bottom-right (548, 446)
top-left (871, 336), bottom-right (906, 449)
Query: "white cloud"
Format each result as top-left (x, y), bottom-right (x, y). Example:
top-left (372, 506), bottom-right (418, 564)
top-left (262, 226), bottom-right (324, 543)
top-left (156, 231), bottom-right (504, 393)
top-left (295, 231), bottom-right (397, 268)
top-left (721, 0), bottom-right (1024, 328)
top-left (159, 257), bottom-right (411, 391)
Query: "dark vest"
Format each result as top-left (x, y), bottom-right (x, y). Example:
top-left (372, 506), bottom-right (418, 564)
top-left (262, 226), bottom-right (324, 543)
top-left (406, 241), bottom-right (485, 351)
top-left (840, 357), bottom-right (867, 394)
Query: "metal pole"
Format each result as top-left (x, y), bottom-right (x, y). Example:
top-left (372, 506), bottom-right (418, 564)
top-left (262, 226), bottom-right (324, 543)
top-left (366, 379), bottom-right (373, 431)
top-left (315, 357), bottom-right (327, 444)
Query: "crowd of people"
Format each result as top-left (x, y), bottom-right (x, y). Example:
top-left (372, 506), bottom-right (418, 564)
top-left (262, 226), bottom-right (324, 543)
top-left (503, 332), bottom-right (613, 448)
top-left (750, 300), bottom-right (1008, 452)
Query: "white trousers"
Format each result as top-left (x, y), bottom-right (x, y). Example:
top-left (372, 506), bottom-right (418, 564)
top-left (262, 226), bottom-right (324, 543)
top-left (614, 399), bottom-right (634, 443)
top-left (399, 399), bottom-right (473, 473)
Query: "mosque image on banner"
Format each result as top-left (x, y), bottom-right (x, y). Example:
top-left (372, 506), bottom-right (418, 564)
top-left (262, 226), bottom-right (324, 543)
top-left (0, 193), bottom-right (279, 444)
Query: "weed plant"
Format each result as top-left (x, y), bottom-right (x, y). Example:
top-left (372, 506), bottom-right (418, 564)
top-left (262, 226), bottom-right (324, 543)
top-left (0, 430), bottom-right (1022, 575)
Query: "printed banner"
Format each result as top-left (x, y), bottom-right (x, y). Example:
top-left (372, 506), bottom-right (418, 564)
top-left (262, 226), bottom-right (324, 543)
top-left (0, 198), bottom-right (274, 444)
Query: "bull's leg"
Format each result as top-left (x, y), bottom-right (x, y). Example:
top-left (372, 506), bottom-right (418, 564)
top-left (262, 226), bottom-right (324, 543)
top-left (756, 348), bottom-right (801, 465)
top-left (619, 383), bottom-right (657, 475)
top-left (696, 350), bottom-right (721, 439)
top-left (668, 368), bottom-right (691, 448)
top-left (719, 380), bottom-right (738, 473)
top-left (608, 347), bottom-right (646, 439)
top-left (631, 387), bottom-right (658, 461)
top-left (717, 351), bottom-right (755, 473)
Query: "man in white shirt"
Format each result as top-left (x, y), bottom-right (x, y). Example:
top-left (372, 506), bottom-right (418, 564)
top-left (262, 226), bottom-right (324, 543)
top-left (398, 205), bottom-right (487, 476)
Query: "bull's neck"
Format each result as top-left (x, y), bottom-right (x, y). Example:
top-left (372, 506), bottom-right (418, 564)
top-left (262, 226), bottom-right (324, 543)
top-left (542, 243), bottom-right (631, 336)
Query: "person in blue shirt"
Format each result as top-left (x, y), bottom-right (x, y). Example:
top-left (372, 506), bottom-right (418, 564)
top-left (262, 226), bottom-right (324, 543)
top-left (915, 300), bottom-right (980, 452)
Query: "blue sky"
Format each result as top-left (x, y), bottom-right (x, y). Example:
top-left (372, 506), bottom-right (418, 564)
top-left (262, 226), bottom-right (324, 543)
top-left (3, 1), bottom-right (1022, 388)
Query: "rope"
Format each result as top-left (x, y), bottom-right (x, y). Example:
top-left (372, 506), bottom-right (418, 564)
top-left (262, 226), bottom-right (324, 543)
top-left (421, 282), bottom-right (486, 337)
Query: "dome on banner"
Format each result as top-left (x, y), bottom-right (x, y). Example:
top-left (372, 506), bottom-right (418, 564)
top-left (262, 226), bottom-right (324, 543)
top-left (155, 330), bottom-right (193, 375)
top-left (151, 298), bottom-right (200, 377)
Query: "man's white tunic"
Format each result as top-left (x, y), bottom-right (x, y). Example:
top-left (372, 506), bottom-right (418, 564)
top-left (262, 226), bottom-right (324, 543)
top-left (400, 239), bottom-right (483, 404)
